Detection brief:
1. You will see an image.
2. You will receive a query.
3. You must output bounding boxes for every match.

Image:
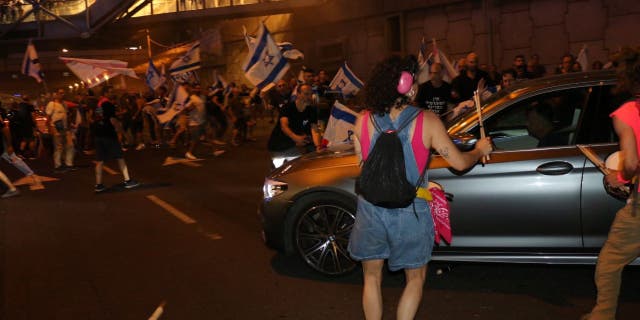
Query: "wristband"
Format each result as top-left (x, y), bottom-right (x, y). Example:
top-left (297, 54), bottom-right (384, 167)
top-left (617, 171), bottom-right (630, 184)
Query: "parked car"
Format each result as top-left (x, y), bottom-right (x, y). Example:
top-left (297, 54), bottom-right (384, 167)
top-left (259, 70), bottom-right (637, 276)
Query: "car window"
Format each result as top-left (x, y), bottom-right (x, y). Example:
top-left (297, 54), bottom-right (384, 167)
top-left (479, 87), bottom-right (589, 151)
top-left (575, 85), bottom-right (628, 144)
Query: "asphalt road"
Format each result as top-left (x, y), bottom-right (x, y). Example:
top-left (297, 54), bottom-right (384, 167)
top-left (1, 119), bottom-right (639, 319)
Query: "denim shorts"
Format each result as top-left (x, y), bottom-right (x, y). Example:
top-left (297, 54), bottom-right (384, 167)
top-left (348, 197), bottom-right (435, 271)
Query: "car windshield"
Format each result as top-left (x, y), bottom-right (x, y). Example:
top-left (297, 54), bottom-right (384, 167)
top-left (443, 86), bottom-right (522, 128)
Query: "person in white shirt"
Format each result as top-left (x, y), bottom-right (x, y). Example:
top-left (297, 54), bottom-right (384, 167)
top-left (46, 89), bottom-right (75, 172)
top-left (184, 84), bottom-right (223, 159)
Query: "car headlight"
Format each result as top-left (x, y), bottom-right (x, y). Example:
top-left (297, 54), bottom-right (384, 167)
top-left (263, 178), bottom-right (288, 200)
top-left (271, 155), bottom-right (300, 169)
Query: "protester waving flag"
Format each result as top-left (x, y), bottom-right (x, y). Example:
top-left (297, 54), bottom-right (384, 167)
top-left (158, 83), bottom-right (189, 124)
top-left (146, 59), bottom-right (165, 90)
top-left (22, 40), bottom-right (43, 83)
top-left (329, 62), bottom-right (364, 98)
top-left (416, 38), bottom-right (458, 84)
top-left (242, 23), bottom-right (290, 91)
top-left (322, 100), bottom-right (359, 147)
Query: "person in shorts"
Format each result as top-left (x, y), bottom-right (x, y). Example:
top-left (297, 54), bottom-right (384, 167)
top-left (348, 55), bottom-right (492, 320)
top-left (92, 86), bottom-right (139, 193)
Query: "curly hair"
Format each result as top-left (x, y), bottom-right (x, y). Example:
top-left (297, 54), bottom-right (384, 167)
top-left (363, 55), bottom-right (419, 115)
top-left (613, 46), bottom-right (640, 94)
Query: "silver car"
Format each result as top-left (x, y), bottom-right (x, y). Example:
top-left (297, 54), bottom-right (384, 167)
top-left (259, 70), bottom-right (637, 276)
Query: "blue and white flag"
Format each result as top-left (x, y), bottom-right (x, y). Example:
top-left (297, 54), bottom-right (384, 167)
top-left (329, 62), bottom-right (364, 98)
top-left (322, 101), bottom-right (359, 147)
top-left (22, 41), bottom-right (43, 83)
top-left (146, 59), bottom-right (165, 90)
top-left (417, 38), bottom-right (458, 84)
top-left (244, 26), bottom-right (304, 61)
top-left (158, 83), bottom-right (190, 124)
top-left (576, 45), bottom-right (589, 72)
top-left (169, 41), bottom-right (201, 76)
top-left (242, 24), bottom-right (290, 91)
top-left (417, 37), bottom-right (427, 66)
top-left (278, 42), bottom-right (304, 60)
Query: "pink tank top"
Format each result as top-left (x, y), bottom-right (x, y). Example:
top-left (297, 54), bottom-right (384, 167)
top-left (360, 110), bottom-right (430, 173)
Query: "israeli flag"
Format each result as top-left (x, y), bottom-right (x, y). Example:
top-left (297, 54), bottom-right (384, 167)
top-left (322, 101), bottom-right (359, 147)
top-left (22, 40), bottom-right (43, 83)
top-left (576, 45), bottom-right (589, 71)
top-left (146, 59), bottom-right (165, 90)
top-left (329, 62), bottom-right (364, 98)
top-left (242, 24), bottom-right (290, 91)
top-left (169, 42), bottom-right (201, 76)
top-left (278, 42), bottom-right (304, 60)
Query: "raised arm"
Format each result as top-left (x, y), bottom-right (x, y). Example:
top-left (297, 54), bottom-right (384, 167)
top-left (423, 111), bottom-right (492, 171)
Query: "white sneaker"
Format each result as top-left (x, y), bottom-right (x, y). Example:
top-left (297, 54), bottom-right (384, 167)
top-left (185, 152), bottom-right (198, 160)
top-left (213, 139), bottom-right (227, 146)
top-left (213, 150), bottom-right (226, 157)
top-left (135, 143), bottom-right (145, 151)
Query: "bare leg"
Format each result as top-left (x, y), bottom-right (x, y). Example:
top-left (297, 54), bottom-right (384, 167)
top-left (95, 161), bottom-right (104, 185)
top-left (362, 259), bottom-right (384, 320)
top-left (397, 265), bottom-right (427, 320)
top-left (0, 170), bottom-right (17, 191)
top-left (116, 158), bottom-right (131, 181)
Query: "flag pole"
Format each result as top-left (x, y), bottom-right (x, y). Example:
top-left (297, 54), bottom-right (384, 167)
top-left (146, 29), bottom-right (152, 59)
top-left (473, 89), bottom-right (489, 164)
top-left (41, 78), bottom-right (50, 95)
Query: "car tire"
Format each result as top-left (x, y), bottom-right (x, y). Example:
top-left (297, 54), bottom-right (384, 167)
top-left (290, 192), bottom-right (358, 276)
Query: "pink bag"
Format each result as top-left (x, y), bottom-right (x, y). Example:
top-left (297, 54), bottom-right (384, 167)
top-left (427, 185), bottom-right (452, 245)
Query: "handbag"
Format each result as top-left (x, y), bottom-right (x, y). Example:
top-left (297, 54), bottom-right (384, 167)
top-left (417, 181), bottom-right (452, 244)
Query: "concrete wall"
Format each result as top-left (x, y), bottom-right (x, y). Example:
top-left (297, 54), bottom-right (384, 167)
top-left (247, 0), bottom-right (640, 81)
top-left (3, 0), bottom-right (640, 96)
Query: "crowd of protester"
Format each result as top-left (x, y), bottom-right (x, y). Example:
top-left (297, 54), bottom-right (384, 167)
top-left (0, 51), bottom-right (615, 198)
top-left (415, 51), bottom-right (610, 119)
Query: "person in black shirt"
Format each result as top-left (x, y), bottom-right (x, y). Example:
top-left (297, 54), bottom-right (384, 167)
top-left (415, 63), bottom-right (453, 117)
top-left (267, 84), bottom-right (321, 166)
top-left (92, 86), bottom-right (139, 193)
top-left (14, 96), bottom-right (36, 158)
top-left (451, 52), bottom-right (495, 103)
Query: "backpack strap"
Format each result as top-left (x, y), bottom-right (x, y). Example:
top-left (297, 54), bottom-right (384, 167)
top-left (361, 111), bottom-right (372, 160)
top-left (411, 110), bottom-right (430, 174)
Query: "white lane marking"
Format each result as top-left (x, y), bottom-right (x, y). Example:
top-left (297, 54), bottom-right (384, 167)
top-left (93, 161), bottom-right (119, 175)
top-left (204, 233), bottom-right (223, 240)
top-left (12, 175), bottom-right (58, 189)
top-left (162, 156), bottom-right (203, 167)
top-left (146, 195), bottom-right (197, 224)
top-left (103, 165), bottom-right (118, 175)
top-left (148, 301), bottom-right (166, 320)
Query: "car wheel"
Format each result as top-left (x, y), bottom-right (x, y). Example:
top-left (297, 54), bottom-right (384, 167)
top-left (292, 193), bottom-right (357, 276)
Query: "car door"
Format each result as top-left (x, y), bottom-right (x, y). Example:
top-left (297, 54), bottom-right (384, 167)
top-left (431, 87), bottom-right (590, 249)
top-left (575, 84), bottom-right (628, 248)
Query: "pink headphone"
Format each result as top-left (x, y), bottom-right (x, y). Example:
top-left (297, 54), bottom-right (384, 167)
top-left (397, 71), bottom-right (414, 95)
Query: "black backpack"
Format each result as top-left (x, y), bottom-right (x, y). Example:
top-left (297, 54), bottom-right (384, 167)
top-left (356, 110), bottom-right (426, 209)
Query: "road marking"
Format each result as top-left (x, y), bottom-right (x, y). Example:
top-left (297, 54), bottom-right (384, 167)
top-left (148, 301), bottom-right (166, 320)
top-left (102, 165), bottom-right (118, 175)
top-left (12, 175), bottom-right (58, 190)
top-left (93, 161), bottom-right (119, 175)
top-left (162, 156), bottom-right (203, 167)
top-left (203, 232), bottom-right (223, 240)
top-left (146, 195), bottom-right (197, 224)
